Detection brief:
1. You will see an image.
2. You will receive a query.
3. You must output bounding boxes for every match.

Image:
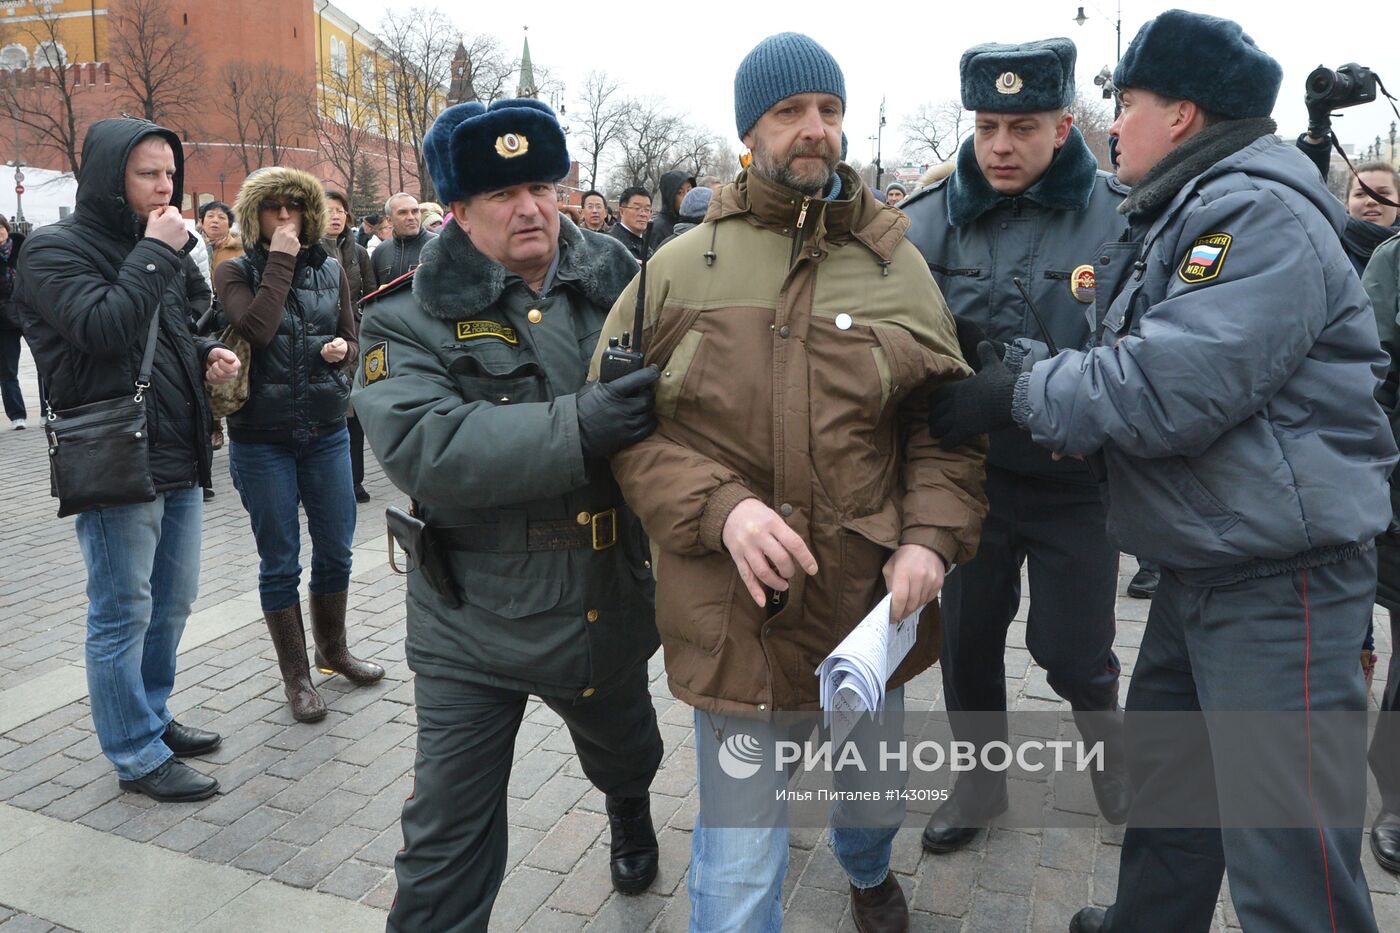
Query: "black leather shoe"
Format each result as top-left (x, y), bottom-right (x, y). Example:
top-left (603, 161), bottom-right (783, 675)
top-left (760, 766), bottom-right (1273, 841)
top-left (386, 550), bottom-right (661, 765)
top-left (1126, 567), bottom-right (1158, 599)
top-left (850, 873), bottom-right (909, 932)
top-left (119, 758), bottom-right (219, 802)
top-left (1371, 810), bottom-right (1400, 874)
top-left (162, 720), bottom-right (221, 758)
top-left (921, 782), bottom-right (1008, 854)
top-left (354, 484), bottom-right (371, 503)
top-left (606, 794), bottom-right (658, 894)
top-left (1069, 906), bottom-right (1107, 932)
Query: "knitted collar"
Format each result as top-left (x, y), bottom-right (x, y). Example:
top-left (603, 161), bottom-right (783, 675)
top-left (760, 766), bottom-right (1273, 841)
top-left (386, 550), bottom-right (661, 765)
top-left (945, 125), bottom-right (1100, 227)
top-left (1118, 118), bottom-right (1277, 220)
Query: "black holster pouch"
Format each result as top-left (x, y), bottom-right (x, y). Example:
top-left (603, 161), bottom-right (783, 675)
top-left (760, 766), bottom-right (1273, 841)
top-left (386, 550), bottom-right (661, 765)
top-left (386, 505), bottom-right (462, 608)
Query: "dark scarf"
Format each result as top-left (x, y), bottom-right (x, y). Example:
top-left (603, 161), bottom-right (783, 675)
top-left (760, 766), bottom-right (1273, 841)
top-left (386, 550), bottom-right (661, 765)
top-left (945, 125), bottom-right (1100, 227)
top-left (1343, 216), bottom-right (1399, 271)
top-left (1118, 118), bottom-right (1277, 221)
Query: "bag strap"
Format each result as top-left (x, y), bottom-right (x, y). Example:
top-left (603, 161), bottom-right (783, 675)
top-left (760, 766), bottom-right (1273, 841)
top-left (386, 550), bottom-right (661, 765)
top-left (134, 308), bottom-right (161, 402)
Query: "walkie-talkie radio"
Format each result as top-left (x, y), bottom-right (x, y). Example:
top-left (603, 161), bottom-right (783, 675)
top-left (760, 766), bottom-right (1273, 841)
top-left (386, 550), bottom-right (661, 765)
top-left (599, 224), bottom-right (651, 382)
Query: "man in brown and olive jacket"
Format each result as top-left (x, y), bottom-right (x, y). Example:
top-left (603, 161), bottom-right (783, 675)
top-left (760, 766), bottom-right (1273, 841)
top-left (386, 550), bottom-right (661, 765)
top-left (591, 33), bottom-right (987, 933)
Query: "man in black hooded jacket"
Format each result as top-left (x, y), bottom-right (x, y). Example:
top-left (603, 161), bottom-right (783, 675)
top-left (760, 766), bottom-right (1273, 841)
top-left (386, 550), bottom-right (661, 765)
top-left (16, 117), bottom-right (240, 803)
top-left (647, 169), bottom-right (695, 246)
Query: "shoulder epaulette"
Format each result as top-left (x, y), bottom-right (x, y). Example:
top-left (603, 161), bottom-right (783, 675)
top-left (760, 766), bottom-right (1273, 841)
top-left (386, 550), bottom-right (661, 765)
top-left (359, 268), bottom-right (416, 308)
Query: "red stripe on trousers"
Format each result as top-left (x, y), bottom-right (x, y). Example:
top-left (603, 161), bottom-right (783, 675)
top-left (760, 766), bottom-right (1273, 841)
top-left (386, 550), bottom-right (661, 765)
top-left (1302, 569), bottom-right (1338, 933)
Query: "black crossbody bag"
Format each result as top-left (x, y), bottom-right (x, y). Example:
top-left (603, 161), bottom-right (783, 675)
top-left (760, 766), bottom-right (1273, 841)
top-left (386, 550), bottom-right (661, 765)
top-left (44, 310), bottom-right (162, 517)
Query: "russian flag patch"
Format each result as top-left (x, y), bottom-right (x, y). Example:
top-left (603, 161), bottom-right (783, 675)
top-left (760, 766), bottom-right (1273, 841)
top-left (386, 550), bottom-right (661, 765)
top-left (1178, 232), bottom-right (1232, 284)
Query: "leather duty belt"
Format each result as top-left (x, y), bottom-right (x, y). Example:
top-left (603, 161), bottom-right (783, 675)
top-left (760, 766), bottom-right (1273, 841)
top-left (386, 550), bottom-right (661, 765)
top-left (435, 508), bottom-right (618, 553)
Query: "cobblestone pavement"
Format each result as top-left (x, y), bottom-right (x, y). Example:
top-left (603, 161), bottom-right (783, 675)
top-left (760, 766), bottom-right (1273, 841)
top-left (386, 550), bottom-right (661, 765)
top-left (0, 353), bottom-right (1396, 932)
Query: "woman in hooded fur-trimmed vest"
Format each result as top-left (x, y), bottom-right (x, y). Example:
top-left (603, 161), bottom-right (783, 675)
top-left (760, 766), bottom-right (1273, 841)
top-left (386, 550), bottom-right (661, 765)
top-left (215, 167), bottom-right (384, 722)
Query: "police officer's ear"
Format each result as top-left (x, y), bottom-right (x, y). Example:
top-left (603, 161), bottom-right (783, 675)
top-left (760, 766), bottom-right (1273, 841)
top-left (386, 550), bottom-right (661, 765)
top-left (449, 200), bottom-right (470, 235)
top-left (1053, 109), bottom-right (1074, 150)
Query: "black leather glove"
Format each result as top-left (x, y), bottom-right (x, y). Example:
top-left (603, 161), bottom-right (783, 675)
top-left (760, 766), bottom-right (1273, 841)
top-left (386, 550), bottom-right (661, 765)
top-left (1305, 96), bottom-right (1333, 141)
top-left (953, 317), bottom-right (990, 370)
top-left (928, 342), bottom-right (1017, 450)
top-left (576, 365), bottom-right (661, 459)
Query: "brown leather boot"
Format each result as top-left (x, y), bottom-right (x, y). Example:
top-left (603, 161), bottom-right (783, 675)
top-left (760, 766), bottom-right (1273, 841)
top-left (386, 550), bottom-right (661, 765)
top-left (309, 591), bottom-right (385, 686)
top-left (264, 604), bottom-right (327, 722)
top-left (850, 874), bottom-right (909, 933)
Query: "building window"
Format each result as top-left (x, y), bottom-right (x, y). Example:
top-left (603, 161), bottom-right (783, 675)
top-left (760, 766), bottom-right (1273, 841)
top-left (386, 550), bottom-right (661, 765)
top-left (0, 45), bottom-right (28, 70)
top-left (34, 40), bottom-right (65, 69)
top-left (330, 37), bottom-right (347, 78)
top-left (359, 53), bottom-right (374, 95)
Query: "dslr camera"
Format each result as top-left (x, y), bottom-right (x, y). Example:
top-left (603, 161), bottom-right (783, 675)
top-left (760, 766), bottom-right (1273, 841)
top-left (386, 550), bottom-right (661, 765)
top-left (1305, 63), bottom-right (1378, 110)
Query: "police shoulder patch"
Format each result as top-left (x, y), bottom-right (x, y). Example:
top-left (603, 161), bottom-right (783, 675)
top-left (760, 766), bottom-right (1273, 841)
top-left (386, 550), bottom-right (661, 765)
top-left (361, 342), bottom-right (389, 386)
top-left (1177, 232), bottom-right (1232, 285)
top-left (455, 320), bottom-right (519, 345)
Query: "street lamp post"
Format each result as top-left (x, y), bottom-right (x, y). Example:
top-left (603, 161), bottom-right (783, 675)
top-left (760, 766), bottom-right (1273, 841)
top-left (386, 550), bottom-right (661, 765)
top-left (10, 110), bottom-right (25, 231)
top-left (219, 172), bottom-right (226, 201)
top-left (1075, 2), bottom-right (1123, 115)
top-left (874, 98), bottom-right (886, 192)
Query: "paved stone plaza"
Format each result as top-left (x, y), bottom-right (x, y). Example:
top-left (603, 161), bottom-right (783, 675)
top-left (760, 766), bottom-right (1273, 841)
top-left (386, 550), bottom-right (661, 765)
top-left (0, 354), bottom-right (1397, 932)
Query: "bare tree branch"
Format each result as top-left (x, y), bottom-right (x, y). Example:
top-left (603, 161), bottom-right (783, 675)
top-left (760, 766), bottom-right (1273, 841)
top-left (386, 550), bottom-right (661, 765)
top-left (210, 61), bottom-right (314, 174)
top-left (900, 100), bottom-right (969, 165)
top-left (1068, 93), bottom-right (1114, 169)
top-left (107, 0), bottom-right (202, 132)
top-left (0, 7), bottom-right (88, 178)
top-left (574, 71), bottom-right (626, 191)
top-left (377, 8), bottom-right (456, 201)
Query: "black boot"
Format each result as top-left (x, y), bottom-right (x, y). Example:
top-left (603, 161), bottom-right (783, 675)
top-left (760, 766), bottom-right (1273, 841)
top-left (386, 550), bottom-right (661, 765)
top-left (1078, 709), bottom-right (1131, 825)
top-left (1126, 564), bottom-right (1158, 599)
top-left (264, 604), bottom-right (327, 722)
top-left (606, 793), bottom-right (658, 894)
top-left (1372, 810), bottom-right (1400, 874)
top-left (921, 777), bottom-right (1008, 853)
top-left (1069, 906), bottom-right (1107, 932)
top-left (309, 591), bottom-right (385, 686)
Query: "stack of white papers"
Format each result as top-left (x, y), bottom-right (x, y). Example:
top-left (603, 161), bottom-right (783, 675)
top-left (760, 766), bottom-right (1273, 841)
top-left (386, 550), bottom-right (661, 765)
top-left (817, 594), bottom-right (921, 745)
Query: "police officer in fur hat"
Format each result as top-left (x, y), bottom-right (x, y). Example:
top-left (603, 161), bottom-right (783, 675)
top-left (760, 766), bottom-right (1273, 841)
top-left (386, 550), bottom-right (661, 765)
top-left (927, 10), bottom-right (1395, 932)
top-left (351, 98), bottom-right (664, 929)
top-left (902, 38), bottom-right (1132, 857)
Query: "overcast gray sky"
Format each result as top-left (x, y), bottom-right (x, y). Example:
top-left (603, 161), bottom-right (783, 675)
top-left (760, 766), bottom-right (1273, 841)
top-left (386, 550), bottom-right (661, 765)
top-left (335, 0), bottom-right (1400, 166)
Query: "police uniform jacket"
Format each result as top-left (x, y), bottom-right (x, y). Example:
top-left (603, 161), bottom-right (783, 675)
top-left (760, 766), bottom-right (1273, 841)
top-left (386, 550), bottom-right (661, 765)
top-left (1014, 121), bottom-right (1397, 581)
top-left (351, 216), bottom-right (658, 700)
top-left (902, 126), bottom-right (1128, 482)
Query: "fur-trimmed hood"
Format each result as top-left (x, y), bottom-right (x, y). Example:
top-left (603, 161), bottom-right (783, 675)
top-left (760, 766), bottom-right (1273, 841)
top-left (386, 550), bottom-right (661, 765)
top-left (233, 167), bottom-right (328, 252)
top-left (411, 213), bottom-right (638, 320)
top-left (939, 125), bottom-right (1102, 227)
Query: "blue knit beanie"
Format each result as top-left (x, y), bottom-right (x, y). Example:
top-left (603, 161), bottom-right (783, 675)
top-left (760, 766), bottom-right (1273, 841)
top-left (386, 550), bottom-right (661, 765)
top-left (734, 33), bottom-right (845, 139)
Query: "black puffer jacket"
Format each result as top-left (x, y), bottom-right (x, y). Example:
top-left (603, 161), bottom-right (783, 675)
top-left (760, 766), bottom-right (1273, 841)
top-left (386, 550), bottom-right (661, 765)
top-left (371, 228), bottom-right (434, 286)
top-left (219, 167), bottom-right (354, 445)
top-left (15, 118), bottom-right (217, 491)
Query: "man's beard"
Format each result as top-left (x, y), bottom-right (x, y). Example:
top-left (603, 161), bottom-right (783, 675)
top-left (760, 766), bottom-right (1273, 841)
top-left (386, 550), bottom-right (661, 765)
top-left (751, 138), bottom-right (838, 196)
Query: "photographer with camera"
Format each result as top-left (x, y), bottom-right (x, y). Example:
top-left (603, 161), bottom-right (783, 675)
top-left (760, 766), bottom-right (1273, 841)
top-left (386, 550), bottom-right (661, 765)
top-left (1298, 62), bottom-right (1399, 275)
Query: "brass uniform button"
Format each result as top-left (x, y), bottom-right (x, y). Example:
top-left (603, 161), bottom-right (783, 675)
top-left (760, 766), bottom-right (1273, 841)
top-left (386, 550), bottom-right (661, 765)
top-left (527, 308), bottom-right (543, 324)
top-left (586, 609), bottom-right (599, 622)
top-left (581, 688), bottom-right (595, 698)
top-left (576, 511), bottom-right (590, 525)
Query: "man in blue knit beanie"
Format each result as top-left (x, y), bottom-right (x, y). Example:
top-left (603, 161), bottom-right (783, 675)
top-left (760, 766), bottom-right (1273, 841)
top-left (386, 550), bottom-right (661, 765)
top-left (591, 30), bottom-right (987, 933)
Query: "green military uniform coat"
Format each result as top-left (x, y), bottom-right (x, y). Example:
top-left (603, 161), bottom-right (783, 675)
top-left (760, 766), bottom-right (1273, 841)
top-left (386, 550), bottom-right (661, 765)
top-left (351, 216), bottom-right (657, 701)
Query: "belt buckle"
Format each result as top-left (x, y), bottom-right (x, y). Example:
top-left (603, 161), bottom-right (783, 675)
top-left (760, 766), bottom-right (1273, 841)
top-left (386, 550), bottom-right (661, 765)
top-left (591, 508), bottom-right (618, 550)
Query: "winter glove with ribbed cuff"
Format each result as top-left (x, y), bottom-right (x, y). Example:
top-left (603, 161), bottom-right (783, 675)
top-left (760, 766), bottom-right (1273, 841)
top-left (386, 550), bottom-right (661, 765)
top-left (928, 341), bottom-right (1016, 450)
top-left (576, 365), bottom-right (661, 459)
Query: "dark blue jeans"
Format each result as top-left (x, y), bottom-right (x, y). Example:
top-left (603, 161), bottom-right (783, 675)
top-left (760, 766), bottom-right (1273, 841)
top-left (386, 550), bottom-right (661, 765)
top-left (75, 487), bottom-right (203, 780)
top-left (228, 426), bottom-right (356, 612)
